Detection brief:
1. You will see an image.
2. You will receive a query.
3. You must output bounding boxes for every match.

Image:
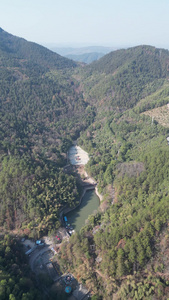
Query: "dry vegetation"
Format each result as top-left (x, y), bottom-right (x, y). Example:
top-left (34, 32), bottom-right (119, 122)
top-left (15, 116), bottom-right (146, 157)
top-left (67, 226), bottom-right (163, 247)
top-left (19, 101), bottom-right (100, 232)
top-left (116, 161), bottom-right (145, 178)
top-left (142, 104), bottom-right (169, 128)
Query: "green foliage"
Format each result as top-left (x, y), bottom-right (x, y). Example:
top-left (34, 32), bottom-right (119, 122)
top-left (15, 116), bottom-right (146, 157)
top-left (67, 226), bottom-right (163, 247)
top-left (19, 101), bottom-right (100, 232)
top-left (2, 29), bottom-right (169, 299)
top-left (0, 27), bottom-right (77, 70)
top-left (78, 46), bottom-right (169, 110)
top-left (0, 28), bottom-right (91, 234)
top-left (0, 155), bottom-right (79, 233)
top-left (61, 105), bottom-right (169, 297)
top-left (115, 274), bottom-right (169, 300)
top-left (0, 236), bottom-right (42, 300)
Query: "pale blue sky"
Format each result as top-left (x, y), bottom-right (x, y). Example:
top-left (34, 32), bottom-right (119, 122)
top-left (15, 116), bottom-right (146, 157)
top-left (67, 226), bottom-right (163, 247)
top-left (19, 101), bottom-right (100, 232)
top-left (1, 0), bottom-right (169, 48)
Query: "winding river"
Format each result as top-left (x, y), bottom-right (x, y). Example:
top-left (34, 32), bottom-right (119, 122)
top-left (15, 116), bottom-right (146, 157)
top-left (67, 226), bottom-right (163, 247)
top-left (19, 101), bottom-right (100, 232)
top-left (66, 145), bottom-right (100, 231)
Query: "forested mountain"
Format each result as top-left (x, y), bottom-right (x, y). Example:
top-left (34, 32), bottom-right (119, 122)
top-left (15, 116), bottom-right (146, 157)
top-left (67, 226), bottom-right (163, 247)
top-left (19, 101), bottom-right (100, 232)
top-left (50, 45), bottom-right (114, 64)
top-left (1, 29), bottom-right (169, 299)
top-left (62, 46), bottom-right (169, 299)
top-left (0, 28), bottom-right (94, 236)
top-left (77, 45), bottom-right (169, 110)
top-left (0, 27), bottom-right (76, 70)
top-left (50, 45), bottom-right (113, 56)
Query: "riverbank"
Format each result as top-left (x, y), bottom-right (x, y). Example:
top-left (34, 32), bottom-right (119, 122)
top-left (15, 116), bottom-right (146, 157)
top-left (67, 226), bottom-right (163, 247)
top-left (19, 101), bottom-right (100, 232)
top-left (95, 186), bottom-right (103, 202)
top-left (60, 185), bottom-right (95, 217)
top-left (67, 144), bottom-right (103, 201)
top-left (60, 166), bottom-right (103, 220)
top-left (59, 145), bottom-right (104, 228)
top-left (79, 167), bottom-right (103, 202)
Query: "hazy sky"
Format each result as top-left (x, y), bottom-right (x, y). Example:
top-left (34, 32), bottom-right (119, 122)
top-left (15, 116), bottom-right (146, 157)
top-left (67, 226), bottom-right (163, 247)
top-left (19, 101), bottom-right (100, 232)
top-left (1, 0), bottom-right (169, 49)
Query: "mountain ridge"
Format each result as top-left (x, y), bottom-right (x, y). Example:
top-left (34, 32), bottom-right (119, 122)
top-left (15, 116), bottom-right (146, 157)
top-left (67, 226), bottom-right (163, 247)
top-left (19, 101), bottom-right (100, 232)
top-left (0, 27), bottom-right (77, 70)
top-left (65, 52), bottom-right (105, 63)
top-left (77, 45), bottom-right (169, 111)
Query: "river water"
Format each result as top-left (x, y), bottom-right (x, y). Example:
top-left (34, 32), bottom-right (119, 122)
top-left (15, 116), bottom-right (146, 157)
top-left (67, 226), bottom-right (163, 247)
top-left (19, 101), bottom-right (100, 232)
top-left (66, 189), bottom-right (100, 231)
top-left (67, 145), bottom-right (100, 231)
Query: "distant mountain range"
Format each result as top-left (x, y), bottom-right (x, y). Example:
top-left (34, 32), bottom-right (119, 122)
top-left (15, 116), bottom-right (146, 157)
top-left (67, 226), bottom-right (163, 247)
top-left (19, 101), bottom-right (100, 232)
top-left (50, 45), bottom-right (116, 63)
top-left (50, 45), bottom-right (115, 55)
top-left (65, 52), bottom-right (105, 64)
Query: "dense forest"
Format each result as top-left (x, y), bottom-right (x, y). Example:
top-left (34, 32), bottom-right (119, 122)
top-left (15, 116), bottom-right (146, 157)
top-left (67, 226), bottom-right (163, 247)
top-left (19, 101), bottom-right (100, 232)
top-left (0, 28), bottom-right (95, 236)
top-left (1, 28), bottom-right (169, 299)
top-left (0, 235), bottom-right (42, 300)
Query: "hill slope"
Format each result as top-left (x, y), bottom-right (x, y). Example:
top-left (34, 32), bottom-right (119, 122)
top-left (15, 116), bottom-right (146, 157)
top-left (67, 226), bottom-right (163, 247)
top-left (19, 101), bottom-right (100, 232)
top-left (0, 27), bottom-right (76, 70)
top-left (59, 46), bottom-right (169, 299)
top-left (0, 29), bottom-right (93, 234)
top-left (78, 45), bottom-right (169, 110)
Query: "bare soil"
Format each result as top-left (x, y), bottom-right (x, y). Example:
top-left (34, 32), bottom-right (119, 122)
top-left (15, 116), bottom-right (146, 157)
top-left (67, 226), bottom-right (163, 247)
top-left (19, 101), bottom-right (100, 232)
top-left (142, 104), bottom-right (169, 128)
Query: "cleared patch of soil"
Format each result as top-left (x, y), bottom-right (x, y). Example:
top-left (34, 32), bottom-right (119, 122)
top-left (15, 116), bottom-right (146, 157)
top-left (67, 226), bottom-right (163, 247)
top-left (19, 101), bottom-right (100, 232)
top-left (142, 104), bottom-right (169, 128)
top-left (116, 161), bottom-right (145, 178)
top-left (68, 145), bottom-right (89, 165)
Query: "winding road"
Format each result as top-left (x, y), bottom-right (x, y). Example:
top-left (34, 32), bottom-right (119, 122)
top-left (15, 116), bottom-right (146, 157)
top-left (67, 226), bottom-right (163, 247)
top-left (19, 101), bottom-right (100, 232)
top-left (29, 244), bottom-right (53, 271)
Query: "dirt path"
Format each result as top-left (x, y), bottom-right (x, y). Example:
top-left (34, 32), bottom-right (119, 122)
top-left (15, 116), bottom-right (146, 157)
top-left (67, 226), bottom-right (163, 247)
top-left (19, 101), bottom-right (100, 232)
top-left (29, 245), bottom-right (51, 271)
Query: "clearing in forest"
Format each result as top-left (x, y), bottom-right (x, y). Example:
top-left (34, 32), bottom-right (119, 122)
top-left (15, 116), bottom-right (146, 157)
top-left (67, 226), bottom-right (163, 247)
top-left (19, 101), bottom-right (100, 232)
top-left (141, 104), bottom-right (169, 128)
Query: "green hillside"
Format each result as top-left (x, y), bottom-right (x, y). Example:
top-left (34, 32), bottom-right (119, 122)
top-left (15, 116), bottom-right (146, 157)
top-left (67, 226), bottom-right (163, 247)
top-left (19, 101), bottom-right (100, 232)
top-left (0, 28), bottom-right (93, 235)
top-left (0, 27), bottom-right (76, 70)
top-left (2, 29), bottom-right (169, 299)
top-left (61, 46), bottom-right (169, 299)
top-left (77, 45), bottom-right (169, 110)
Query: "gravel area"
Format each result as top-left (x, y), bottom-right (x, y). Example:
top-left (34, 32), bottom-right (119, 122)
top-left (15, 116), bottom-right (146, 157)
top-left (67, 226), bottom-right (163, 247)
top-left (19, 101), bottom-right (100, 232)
top-left (68, 146), bottom-right (89, 165)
